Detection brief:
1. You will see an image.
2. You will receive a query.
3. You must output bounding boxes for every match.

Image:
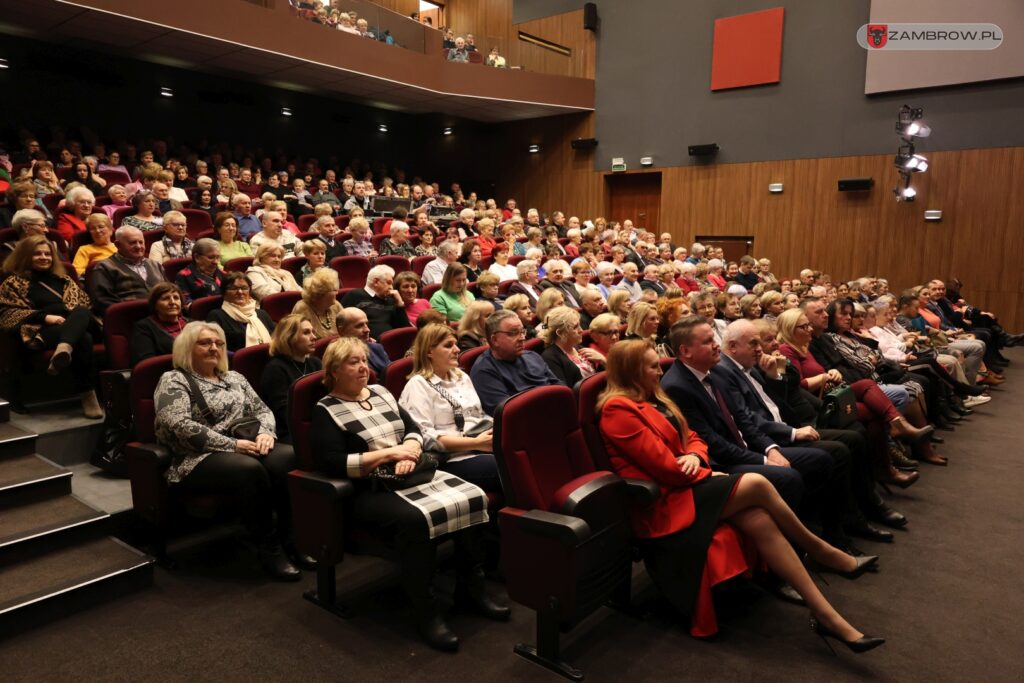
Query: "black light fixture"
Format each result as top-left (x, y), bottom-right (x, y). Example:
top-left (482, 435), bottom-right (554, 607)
top-left (159, 87), bottom-right (174, 97)
top-left (688, 143), bottom-right (719, 157)
top-left (893, 105), bottom-right (931, 202)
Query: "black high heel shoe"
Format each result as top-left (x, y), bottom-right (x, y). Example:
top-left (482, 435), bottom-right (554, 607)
top-left (806, 553), bottom-right (879, 583)
top-left (810, 617), bottom-right (885, 655)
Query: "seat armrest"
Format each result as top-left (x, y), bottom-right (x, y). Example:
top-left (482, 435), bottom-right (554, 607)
top-left (126, 441), bottom-right (173, 470)
top-left (288, 469), bottom-right (354, 501)
top-left (623, 478), bottom-right (660, 505)
top-left (501, 508), bottom-right (592, 546)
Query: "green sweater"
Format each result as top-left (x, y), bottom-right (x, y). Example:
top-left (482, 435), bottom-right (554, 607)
top-left (429, 288), bottom-right (475, 322)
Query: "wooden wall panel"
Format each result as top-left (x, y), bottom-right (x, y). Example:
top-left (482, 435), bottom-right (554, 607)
top-left (442, 0), bottom-right (594, 78)
top-left (496, 144), bottom-right (1024, 331)
top-left (374, 0), bottom-right (418, 17)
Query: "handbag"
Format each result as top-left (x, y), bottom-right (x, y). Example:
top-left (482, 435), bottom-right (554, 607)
top-left (181, 371), bottom-right (262, 441)
top-left (369, 451), bottom-right (439, 492)
top-left (426, 380), bottom-right (493, 437)
top-left (816, 383), bottom-right (857, 429)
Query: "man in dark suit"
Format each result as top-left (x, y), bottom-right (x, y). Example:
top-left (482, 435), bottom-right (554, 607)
top-left (661, 316), bottom-right (831, 511)
top-left (714, 320), bottom-right (895, 545)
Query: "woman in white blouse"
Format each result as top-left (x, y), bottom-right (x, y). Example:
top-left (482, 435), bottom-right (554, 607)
top-left (487, 242), bottom-right (518, 282)
top-left (399, 324), bottom-right (501, 491)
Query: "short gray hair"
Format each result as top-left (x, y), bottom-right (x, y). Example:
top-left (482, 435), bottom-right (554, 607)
top-left (192, 238), bottom-right (220, 259)
top-left (114, 225), bottom-right (143, 243)
top-left (231, 193), bottom-right (249, 207)
top-left (11, 209), bottom-right (46, 233)
top-left (389, 220), bottom-right (409, 236)
top-left (485, 309), bottom-right (519, 340)
top-left (65, 186), bottom-right (95, 204)
top-left (516, 259), bottom-right (537, 278)
top-left (366, 264), bottom-right (395, 286)
top-left (438, 240), bottom-right (461, 259)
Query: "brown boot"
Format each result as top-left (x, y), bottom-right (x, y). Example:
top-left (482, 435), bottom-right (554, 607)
top-left (80, 390), bottom-right (103, 419)
top-left (889, 416), bottom-right (934, 443)
top-left (914, 441), bottom-right (949, 466)
top-left (48, 343), bottom-right (73, 375)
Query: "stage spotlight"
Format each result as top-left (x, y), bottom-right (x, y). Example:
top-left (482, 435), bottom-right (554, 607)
top-left (896, 105), bottom-right (930, 139)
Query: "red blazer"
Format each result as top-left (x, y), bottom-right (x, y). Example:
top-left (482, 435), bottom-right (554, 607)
top-left (600, 395), bottom-right (712, 539)
top-left (55, 211), bottom-right (87, 244)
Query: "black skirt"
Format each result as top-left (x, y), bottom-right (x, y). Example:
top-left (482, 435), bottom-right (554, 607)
top-left (637, 473), bottom-right (741, 619)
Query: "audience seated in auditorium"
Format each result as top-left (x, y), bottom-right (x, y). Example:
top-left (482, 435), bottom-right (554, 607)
top-left (421, 240), bottom-right (458, 286)
top-left (335, 306), bottom-right (390, 375)
top-left (210, 212), bottom-right (250, 266)
top-left (55, 186), bottom-right (95, 244)
top-left (88, 226), bottom-right (166, 315)
top-left (399, 323), bottom-right (500, 491)
top-left (249, 211), bottom-right (300, 257)
top-left (340, 264), bottom-right (410, 339)
top-left (0, 234), bottom-right (102, 418)
top-left (539, 307), bottom-right (597, 387)
top-left (206, 272), bottom-right (274, 353)
top-left (292, 268), bottom-right (342, 339)
top-left (470, 309), bottom-right (559, 415)
top-left (455, 300), bottom-right (494, 353)
top-left (32, 160), bottom-right (64, 199)
top-left (231, 193), bottom-right (261, 240)
top-left (153, 321), bottom-right (301, 581)
top-left (598, 339), bottom-right (883, 647)
top-left (429, 263), bottom-right (475, 323)
top-left (130, 282), bottom-right (188, 365)
top-left (342, 217), bottom-right (376, 258)
top-left (395, 271), bottom-right (430, 327)
top-left (170, 237), bottom-right (224, 307)
top-left (247, 243), bottom-right (301, 301)
top-left (260, 313), bottom-right (321, 444)
top-left (378, 221), bottom-right (416, 259)
top-left (122, 190), bottom-right (162, 232)
top-left (71, 214), bottom-right (117, 274)
top-left (311, 336), bottom-right (506, 652)
top-left (148, 210), bottom-right (194, 262)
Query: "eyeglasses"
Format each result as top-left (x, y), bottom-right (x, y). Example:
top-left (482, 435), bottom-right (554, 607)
top-left (796, 323), bottom-right (813, 330)
top-left (226, 285), bottom-right (250, 292)
top-left (594, 329), bottom-right (620, 337)
top-left (196, 339), bottom-right (226, 348)
top-left (166, 222), bottom-right (187, 228)
top-left (496, 328), bottom-right (526, 338)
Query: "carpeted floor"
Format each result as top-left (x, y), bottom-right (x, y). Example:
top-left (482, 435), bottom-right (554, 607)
top-left (1, 350), bottom-right (1022, 682)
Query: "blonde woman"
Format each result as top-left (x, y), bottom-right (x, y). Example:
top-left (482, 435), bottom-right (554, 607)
top-left (292, 268), bottom-right (343, 339)
top-left (625, 301), bottom-right (660, 343)
top-left (502, 293), bottom-right (537, 339)
top-left (400, 323), bottom-right (499, 491)
top-left (456, 300), bottom-right (495, 352)
top-left (247, 243), bottom-right (301, 301)
top-left (540, 307), bottom-right (597, 387)
top-left (533, 287), bottom-right (565, 334)
top-left (607, 288), bottom-right (633, 320)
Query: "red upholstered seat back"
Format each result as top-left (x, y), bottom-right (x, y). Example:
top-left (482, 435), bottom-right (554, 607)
top-left (281, 256), bottom-right (307, 277)
top-left (330, 255), bottom-right (372, 288)
top-left (494, 385), bottom-right (596, 510)
top-left (376, 255), bottom-right (412, 274)
top-left (163, 257), bottom-right (193, 283)
top-left (297, 214), bottom-right (318, 232)
top-left (411, 255), bottom-right (434, 277)
top-left (290, 370), bottom-right (328, 470)
top-left (231, 343), bottom-right (270, 399)
top-left (189, 295), bottom-right (223, 322)
top-left (379, 326), bottom-right (417, 361)
top-left (131, 355), bottom-right (175, 442)
top-left (104, 299), bottom-right (150, 370)
top-left (180, 209), bottom-right (213, 238)
top-left (261, 290), bottom-right (302, 322)
top-left (383, 357), bottom-right (415, 401)
top-left (576, 372), bottom-right (613, 471)
top-left (458, 344), bottom-right (487, 372)
top-left (223, 256), bottom-right (254, 273)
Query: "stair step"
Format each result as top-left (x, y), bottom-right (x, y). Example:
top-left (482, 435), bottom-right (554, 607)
top-left (0, 454), bottom-right (71, 498)
top-left (0, 494), bottom-right (108, 549)
top-left (0, 535), bottom-right (153, 616)
top-left (0, 424), bottom-right (37, 459)
top-left (0, 400), bottom-right (9, 423)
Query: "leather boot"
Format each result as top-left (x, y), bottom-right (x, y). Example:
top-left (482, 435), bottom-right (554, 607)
top-left (48, 342), bottom-right (73, 375)
top-left (913, 441), bottom-right (949, 467)
top-left (889, 443), bottom-right (919, 471)
top-left (455, 568), bottom-right (511, 621)
top-left (413, 598), bottom-right (459, 652)
top-left (258, 536), bottom-right (301, 582)
top-left (80, 390), bottom-right (104, 419)
top-left (889, 416), bottom-right (933, 443)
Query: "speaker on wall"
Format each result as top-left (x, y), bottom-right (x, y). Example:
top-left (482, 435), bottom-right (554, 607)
top-left (571, 137), bottom-right (598, 150)
top-left (583, 3), bottom-right (598, 31)
top-left (838, 177), bottom-right (874, 191)
top-left (688, 143), bottom-right (720, 156)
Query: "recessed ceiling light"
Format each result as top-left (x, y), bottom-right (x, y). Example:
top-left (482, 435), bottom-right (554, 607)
top-left (443, 127), bottom-right (453, 135)
top-left (0, 58), bottom-right (9, 70)
top-left (378, 124), bottom-right (388, 133)
top-left (159, 87), bottom-right (173, 97)
top-left (281, 107), bottom-right (292, 116)
top-left (528, 144), bottom-right (540, 153)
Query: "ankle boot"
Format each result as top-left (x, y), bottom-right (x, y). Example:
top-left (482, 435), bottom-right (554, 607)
top-left (258, 536), bottom-right (301, 582)
top-left (48, 342), bottom-right (73, 375)
top-left (889, 417), bottom-right (933, 443)
top-left (80, 390), bottom-right (103, 419)
top-left (913, 442), bottom-right (949, 467)
top-left (889, 443), bottom-right (919, 471)
top-left (455, 568), bottom-right (511, 621)
top-left (413, 597), bottom-right (459, 652)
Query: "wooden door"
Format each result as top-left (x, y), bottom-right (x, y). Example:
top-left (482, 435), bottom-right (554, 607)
top-left (695, 235), bottom-right (753, 263)
top-left (606, 172), bottom-right (661, 234)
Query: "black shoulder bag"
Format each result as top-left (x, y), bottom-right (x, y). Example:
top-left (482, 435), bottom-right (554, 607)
top-left (181, 371), bottom-right (262, 441)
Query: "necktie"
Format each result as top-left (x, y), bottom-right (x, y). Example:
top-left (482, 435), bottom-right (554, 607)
top-left (745, 369), bottom-right (783, 422)
top-left (704, 377), bottom-right (747, 448)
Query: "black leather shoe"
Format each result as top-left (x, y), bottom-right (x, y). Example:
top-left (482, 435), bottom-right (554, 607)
top-left (417, 613), bottom-right (460, 652)
top-left (811, 618), bottom-right (885, 655)
top-left (455, 571), bottom-right (512, 621)
top-left (866, 504), bottom-right (908, 529)
top-left (930, 434), bottom-right (945, 444)
top-left (845, 520), bottom-right (895, 543)
top-left (761, 580), bottom-right (806, 606)
top-left (258, 543), bottom-right (302, 582)
top-left (286, 545), bottom-right (318, 571)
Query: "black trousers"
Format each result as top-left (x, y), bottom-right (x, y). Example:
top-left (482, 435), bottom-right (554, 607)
top-left (37, 306), bottom-right (95, 390)
top-left (351, 490), bottom-right (484, 606)
top-left (175, 444), bottom-right (296, 537)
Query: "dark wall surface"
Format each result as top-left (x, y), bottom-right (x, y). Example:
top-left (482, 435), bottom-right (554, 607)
top-left (592, 0), bottom-right (1024, 170)
top-left (513, 0), bottom-right (588, 24)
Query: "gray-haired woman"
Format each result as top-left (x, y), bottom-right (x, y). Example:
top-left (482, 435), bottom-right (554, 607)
top-left (174, 238), bottom-right (226, 306)
top-left (153, 321), bottom-right (302, 580)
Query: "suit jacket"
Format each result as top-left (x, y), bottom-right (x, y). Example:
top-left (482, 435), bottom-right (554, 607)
top-left (809, 334), bottom-right (869, 384)
top-left (754, 365), bottom-right (821, 428)
top-left (711, 356), bottom-right (794, 445)
top-left (599, 396), bottom-right (712, 538)
top-left (640, 279), bottom-right (667, 297)
top-left (88, 254), bottom-right (166, 315)
top-left (536, 279), bottom-right (582, 309)
top-left (661, 358), bottom-right (773, 468)
top-left (507, 281), bottom-right (541, 308)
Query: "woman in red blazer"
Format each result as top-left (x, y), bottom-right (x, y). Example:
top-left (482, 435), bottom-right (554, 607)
top-left (598, 340), bottom-right (883, 651)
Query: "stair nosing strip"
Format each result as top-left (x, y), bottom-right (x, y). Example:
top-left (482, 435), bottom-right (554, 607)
top-left (0, 559), bottom-right (153, 616)
top-left (0, 471), bottom-right (72, 493)
top-left (0, 512), bottom-right (109, 549)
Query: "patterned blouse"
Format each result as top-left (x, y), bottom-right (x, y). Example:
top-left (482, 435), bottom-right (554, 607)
top-left (122, 214), bottom-right (163, 232)
top-left (154, 369), bottom-right (276, 483)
